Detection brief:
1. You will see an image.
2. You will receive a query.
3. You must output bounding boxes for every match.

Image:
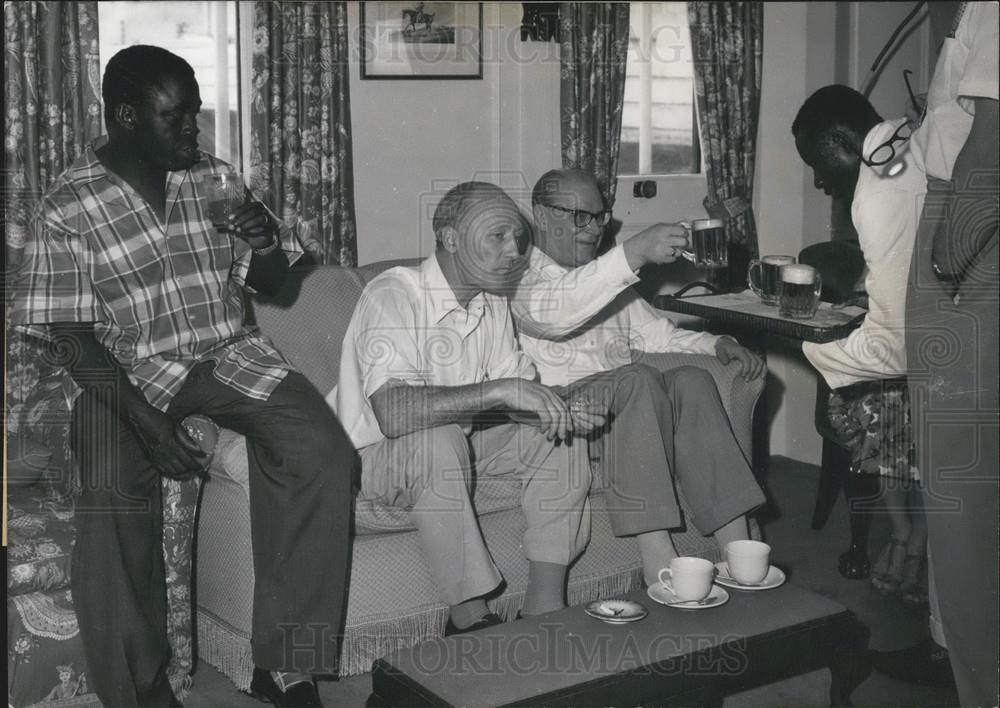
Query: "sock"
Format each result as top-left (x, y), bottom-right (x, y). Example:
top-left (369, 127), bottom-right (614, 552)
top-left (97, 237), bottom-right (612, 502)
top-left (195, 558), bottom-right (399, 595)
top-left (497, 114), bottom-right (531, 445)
top-left (449, 598), bottom-right (489, 629)
top-left (638, 530), bottom-right (678, 586)
top-left (271, 671), bottom-right (311, 692)
top-left (521, 561), bottom-right (567, 616)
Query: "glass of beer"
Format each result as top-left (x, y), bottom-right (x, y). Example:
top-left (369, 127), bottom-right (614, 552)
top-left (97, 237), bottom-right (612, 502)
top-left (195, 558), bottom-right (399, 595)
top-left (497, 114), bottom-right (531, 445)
top-left (748, 255), bottom-right (796, 305)
top-left (778, 264), bottom-right (823, 319)
top-left (677, 218), bottom-right (728, 269)
top-left (203, 172), bottom-right (246, 232)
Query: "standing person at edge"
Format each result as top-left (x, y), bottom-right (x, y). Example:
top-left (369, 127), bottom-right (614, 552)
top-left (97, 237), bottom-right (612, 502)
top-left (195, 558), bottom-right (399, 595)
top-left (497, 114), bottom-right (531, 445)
top-left (510, 168), bottom-right (767, 588)
top-left (873, 3), bottom-right (999, 704)
top-left (11, 45), bottom-right (355, 707)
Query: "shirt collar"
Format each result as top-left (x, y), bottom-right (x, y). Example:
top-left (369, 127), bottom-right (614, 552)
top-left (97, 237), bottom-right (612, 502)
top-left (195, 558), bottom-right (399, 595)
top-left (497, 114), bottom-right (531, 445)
top-left (421, 252), bottom-right (486, 324)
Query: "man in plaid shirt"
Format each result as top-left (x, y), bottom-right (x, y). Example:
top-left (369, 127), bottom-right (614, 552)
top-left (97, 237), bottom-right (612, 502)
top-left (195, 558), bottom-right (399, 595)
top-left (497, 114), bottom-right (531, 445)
top-left (11, 46), bottom-right (353, 708)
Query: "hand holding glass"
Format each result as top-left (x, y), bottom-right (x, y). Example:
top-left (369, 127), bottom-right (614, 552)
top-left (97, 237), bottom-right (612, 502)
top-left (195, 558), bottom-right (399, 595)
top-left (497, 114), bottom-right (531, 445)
top-left (672, 219), bottom-right (728, 269)
top-left (204, 173), bottom-right (247, 232)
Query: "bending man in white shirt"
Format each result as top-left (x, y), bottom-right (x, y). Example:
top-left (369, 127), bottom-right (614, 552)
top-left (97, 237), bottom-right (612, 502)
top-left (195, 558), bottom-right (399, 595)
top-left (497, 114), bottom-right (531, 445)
top-left (334, 182), bottom-right (595, 635)
top-left (511, 168), bottom-right (767, 586)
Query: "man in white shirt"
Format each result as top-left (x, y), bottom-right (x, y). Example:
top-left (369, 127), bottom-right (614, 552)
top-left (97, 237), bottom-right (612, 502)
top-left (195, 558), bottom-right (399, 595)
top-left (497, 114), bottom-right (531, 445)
top-left (895, 2), bottom-right (999, 703)
top-left (510, 168), bottom-right (766, 586)
top-left (334, 182), bottom-right (595, 635)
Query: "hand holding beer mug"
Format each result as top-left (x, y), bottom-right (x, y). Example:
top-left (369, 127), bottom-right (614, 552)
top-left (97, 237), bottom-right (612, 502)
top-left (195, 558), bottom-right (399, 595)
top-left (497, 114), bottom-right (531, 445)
top-left (748, 255), bottom-right (796, 305)
top-left (673, 218), bottom-right (728, 269)
top-left (778, 264), bottom-right (823, 319)
top-left (204, 172), bottom-right (247, 232)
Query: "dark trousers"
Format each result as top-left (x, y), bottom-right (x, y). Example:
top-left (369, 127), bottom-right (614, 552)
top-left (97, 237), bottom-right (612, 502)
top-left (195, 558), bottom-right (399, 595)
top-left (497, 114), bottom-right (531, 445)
top-left (906, 201), bottom-right (999, 706)
top-left (71, 364), bottom-right (356, 707)
top-left (563, 363), bottom-right (766, 537)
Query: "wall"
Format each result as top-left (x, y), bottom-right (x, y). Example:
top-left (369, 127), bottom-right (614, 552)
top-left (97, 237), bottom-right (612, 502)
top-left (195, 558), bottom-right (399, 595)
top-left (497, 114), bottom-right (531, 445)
top-left (347, 1), bottom-right (939, 465)
top-left (348, 3), bottom-right (561, 265)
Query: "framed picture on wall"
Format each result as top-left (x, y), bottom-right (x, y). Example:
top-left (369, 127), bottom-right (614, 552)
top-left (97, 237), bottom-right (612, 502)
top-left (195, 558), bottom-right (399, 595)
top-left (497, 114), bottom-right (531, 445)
top-left (360, 2), bottom-right (483, 79)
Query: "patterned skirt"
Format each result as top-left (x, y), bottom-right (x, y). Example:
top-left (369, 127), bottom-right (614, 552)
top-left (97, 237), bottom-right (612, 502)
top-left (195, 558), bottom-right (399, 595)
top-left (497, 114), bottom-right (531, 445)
top-left (827, 377), bottom-right (919, 480)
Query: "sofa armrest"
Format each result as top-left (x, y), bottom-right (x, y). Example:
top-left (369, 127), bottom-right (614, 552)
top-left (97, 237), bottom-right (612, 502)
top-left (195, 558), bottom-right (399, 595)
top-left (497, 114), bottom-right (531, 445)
top-left (630, 351), bottom-right (764, 462)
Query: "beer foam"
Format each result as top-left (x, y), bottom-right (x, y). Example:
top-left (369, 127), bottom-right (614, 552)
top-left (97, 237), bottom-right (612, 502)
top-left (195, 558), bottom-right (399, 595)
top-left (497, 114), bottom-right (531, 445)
top-left (781, 264), bottom-right (816, 284)
top-left (762, 255), bottom-right (795, 265)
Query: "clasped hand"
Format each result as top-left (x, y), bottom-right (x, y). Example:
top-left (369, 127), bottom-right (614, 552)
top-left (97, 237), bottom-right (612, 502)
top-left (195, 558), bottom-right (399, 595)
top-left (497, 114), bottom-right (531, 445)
top-left (130, 407), bottom-right (208, 480)
top-left (505, 379), bottom-right (608, 442)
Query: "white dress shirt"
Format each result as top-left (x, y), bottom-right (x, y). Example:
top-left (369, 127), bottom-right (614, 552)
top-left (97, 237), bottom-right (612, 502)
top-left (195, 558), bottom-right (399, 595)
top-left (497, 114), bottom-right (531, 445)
top-left (511, 245), bottom-right (720, 386)
top-left (803, 119), bottom-right (928, 389)
top-left (911, 1), bottom-right (998, 182)
top-left (331, 253), bottom-right (536, 449)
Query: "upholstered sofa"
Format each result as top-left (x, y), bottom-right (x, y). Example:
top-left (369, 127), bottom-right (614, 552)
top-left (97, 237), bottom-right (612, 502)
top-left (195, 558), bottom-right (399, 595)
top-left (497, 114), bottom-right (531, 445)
top-left (195, 261), bottom-right (766, 690)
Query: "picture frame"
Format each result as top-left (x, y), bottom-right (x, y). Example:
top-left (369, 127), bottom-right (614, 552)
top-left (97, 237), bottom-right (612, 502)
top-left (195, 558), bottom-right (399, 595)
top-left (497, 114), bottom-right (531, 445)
top-left (360, 2), bottom-right (483, 80)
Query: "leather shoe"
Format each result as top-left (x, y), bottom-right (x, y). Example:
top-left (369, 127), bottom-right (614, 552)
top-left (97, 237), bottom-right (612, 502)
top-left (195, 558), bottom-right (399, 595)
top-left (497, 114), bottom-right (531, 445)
top-left (444, 612), bottom-right (504, 636)
top-left (870, 639), bottom-right (956, 688)
top-left (249, 668), bottom-right (322, 707)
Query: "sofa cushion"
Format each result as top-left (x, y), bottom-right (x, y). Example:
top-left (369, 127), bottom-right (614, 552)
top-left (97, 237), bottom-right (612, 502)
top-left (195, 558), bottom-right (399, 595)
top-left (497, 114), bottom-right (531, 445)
top-left (7, 486), bottom-right (75, 597)
top-left (251, 265), bottom-right (370, 396)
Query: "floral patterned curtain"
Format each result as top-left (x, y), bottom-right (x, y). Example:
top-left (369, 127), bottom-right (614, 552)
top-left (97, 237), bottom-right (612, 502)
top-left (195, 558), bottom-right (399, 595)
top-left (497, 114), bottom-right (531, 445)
top-left (250, 1), bottom-right (358, 265)
top-left (4, 1), bottom-right (102, 269)
top-left (558, 3), bottom-right (631, 206)
top-left (688, 1), bottom-right (763, 281)
top-left (4, 1), bottom-right (102, 467)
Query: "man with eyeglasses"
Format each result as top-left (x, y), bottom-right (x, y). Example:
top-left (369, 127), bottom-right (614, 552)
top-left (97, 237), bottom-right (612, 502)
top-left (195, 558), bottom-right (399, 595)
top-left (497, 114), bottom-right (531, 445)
top-left (509, 168), bottom-right (766, 587)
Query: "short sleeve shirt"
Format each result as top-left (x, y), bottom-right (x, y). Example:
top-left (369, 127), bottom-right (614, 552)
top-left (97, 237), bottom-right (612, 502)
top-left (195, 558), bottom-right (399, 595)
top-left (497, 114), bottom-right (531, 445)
top-left (332, 253), bottom-right (537, 449)
top-left (10, 139), bottom-right (304, 410)
top-left (913, 1), bottom-right (999, 181)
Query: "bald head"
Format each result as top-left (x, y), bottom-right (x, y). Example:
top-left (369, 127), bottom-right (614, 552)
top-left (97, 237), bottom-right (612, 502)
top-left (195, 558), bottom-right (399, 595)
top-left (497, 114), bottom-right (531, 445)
top-left (433, 181), bottom-right (518, 248)
top-left (531, 169), bottom-right (609, 268)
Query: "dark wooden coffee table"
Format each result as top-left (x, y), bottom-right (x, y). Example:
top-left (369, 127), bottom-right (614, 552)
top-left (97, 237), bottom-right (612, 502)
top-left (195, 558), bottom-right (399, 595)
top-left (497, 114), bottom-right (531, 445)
top-left (368, 583), bottom-right (869, 706)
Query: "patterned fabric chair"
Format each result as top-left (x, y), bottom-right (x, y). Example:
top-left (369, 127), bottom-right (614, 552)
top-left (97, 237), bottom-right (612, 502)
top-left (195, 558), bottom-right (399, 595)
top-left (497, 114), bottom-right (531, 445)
top-left (6, 331), bottom-right (205, 708)
top-left (194, 262), bottom-right (766, 689)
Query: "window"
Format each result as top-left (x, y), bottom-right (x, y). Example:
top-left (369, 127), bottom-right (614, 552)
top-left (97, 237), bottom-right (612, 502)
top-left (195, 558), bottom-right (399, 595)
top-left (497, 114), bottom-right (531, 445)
top-left (618, 2), bottom-right (700, 176)
top-left (98, 1), bottom-right (245, 167)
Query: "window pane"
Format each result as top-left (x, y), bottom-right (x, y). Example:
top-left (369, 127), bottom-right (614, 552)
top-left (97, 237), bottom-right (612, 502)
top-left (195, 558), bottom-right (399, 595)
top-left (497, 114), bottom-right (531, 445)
top-left (98, 1), bottom-right (239, 163)
top-left (619, 2), bottom-right (698, 176)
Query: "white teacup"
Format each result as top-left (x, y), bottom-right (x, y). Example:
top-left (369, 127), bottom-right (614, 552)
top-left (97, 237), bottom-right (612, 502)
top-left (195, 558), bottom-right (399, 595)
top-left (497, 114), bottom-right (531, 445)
top-left (657, 556), bottom-right (716, 602)
top-left (726, 540), bottom-right (771, 585)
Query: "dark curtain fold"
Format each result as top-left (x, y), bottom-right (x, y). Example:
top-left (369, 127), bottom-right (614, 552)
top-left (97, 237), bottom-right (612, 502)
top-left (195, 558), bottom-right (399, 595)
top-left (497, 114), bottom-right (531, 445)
top-left (558, 2), bottom-right (631, 206)
top-left (251, 1), bottom-right (358, 265)
top-left (688, 1), bottom-right (763, 275)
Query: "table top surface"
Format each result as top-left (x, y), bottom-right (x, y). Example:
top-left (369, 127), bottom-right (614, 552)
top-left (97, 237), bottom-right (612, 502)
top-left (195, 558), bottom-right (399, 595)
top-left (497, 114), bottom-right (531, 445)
top-left (375, 583), bottom-right (848, 705)
top-left (653, 290), bottom-right (866, 343)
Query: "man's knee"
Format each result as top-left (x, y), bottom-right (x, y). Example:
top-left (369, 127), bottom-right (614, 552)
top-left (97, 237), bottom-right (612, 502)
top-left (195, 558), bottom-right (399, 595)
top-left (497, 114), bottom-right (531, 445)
top-left (394, 424), bottom-right (471, 491)
top-left (609, 363), bottom-right (665, 402)
top-left (666, 366), bottom-right (719, 398)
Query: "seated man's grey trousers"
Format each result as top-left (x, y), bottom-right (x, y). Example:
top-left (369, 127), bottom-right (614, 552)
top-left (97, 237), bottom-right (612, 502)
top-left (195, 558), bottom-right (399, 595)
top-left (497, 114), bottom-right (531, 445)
top-left (561, 363), bottom-right (765, 537)
top-left (70, 363), bottom-right (356, 707)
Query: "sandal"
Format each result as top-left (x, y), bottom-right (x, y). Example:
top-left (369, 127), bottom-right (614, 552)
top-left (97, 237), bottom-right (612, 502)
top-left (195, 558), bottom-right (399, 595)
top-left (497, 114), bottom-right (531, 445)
top-left (899, 553), bottom-right (929, 609)
top-left (870, 537), bottom-right (907, 595)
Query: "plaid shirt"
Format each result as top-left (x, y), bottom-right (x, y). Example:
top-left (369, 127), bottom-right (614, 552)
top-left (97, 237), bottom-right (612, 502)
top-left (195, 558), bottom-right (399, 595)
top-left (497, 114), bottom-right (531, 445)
top-left (11, 139), bottom-right (304, 411)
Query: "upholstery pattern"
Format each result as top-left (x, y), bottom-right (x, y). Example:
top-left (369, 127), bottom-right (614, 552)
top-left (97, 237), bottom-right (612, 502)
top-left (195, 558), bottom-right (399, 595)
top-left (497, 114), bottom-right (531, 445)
top-left (7, 487), bottom-right (74, 598)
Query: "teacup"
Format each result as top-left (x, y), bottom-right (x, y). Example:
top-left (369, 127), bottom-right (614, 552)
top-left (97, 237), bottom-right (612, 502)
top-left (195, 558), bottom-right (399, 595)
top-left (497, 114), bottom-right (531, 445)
top-left (725, 540), bottom-right (771, 585)
top-left (657, 556), bottom-right (716, 602)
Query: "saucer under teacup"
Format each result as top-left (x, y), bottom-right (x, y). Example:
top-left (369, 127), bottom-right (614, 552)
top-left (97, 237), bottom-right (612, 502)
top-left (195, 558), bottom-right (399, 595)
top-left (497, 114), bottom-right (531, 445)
top-left (646, 583), bottom-right (729, 609)
top-left (585, 599), bottom-right (648, 624)
top-left (714, 562), bottom-right (786, 591)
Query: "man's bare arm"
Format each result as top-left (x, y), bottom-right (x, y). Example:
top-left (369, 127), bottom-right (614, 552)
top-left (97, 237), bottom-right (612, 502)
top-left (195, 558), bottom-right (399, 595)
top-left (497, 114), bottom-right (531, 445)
top-left (932, 97), bottom-right (1000, 282)
top-left (370, 378), bottom-right (575, 442)
top-left (47, 323), bottom-right (206, 478)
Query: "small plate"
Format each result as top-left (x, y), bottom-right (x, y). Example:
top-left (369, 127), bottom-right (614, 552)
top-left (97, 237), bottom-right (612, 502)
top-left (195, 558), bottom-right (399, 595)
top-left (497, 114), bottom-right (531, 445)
top-left (646, 583), bottom-right (730, 609)
top-left (714, 562), bottom-right (787, 591)
top-left (584, 599), bottom-right (648, 624)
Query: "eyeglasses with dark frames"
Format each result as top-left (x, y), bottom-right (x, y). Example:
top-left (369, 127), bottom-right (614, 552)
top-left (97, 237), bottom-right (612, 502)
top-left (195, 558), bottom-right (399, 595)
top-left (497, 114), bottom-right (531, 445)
top-left (544, 203), bottom-right (612, 228)
top-left (864, 119), bottom-right (913, 167)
